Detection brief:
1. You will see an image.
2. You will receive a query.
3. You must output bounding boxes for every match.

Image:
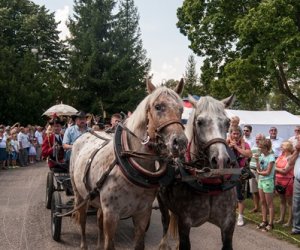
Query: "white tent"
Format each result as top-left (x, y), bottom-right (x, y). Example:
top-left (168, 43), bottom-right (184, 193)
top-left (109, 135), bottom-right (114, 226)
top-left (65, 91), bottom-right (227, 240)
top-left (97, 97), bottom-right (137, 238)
top-left (225, 110), bottom-right (300, 140)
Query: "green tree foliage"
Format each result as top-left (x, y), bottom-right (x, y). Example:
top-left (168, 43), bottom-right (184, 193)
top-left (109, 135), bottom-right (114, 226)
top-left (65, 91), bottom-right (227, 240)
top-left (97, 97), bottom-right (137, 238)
top-left (109, 0), bottom-right (150, 113)
top-left (67, 0), bottom-right (116, 116)
top-left (163, 79), bottom-right (178, 89)
top-left (0, 0), bottom-right (68, 125)
top-left (183, 54), bottom-right (200, 97)
top-left (67, 0), bottom-right (150, 116)
top-left (177, 0), bottom-right (300, 112)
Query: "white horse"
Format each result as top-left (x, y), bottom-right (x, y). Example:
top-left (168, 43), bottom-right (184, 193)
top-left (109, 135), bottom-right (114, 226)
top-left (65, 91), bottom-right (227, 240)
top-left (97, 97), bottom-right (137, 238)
top-left (158, 95), bottom-right (238, 250)
top-left (70, 79), bottom-right (187, 250)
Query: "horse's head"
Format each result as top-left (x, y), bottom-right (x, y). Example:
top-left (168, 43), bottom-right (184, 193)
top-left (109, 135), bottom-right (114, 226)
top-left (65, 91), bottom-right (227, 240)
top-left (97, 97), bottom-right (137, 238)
top-left (145, 79), bottom-right (188, 158)
top-left (127, 78), bottom-right (187, 158)
top-left (187, 95), bottom-right (235, 169)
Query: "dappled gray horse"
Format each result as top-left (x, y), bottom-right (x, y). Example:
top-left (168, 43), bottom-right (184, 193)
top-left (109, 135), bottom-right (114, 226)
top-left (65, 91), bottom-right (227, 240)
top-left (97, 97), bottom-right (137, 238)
top-left (70, 79), bottom-right (187, 250)
top-left (158, 95), bottom-right (238, 250)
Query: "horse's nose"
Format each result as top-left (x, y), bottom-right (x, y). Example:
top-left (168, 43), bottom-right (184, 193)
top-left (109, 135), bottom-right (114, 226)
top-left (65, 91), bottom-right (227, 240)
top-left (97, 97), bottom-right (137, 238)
top-left (171, 134), bottom-right (188, 156)
top-left (210, 154), bottom-right (231, 169)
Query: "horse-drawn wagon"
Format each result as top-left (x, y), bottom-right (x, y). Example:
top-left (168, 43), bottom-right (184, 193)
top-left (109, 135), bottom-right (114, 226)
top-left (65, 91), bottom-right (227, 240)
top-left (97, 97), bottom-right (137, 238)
top-left (45, 164), bottom-right (73, 241)
top-left (44, 79), bottom-right (187, 249)
top-left (44, 81), bottom-right (250, 250)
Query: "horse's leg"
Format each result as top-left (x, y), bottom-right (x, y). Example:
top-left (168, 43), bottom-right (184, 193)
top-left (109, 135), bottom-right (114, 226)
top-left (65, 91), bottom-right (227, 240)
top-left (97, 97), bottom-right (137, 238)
top-left (96, 208), bottom-right (104, 250)
top-left (78, 203), bottom-right (88, 249)
top-left (177, 218), bottom-right (191, 250)
top-left (71, 176), bottom-right (88, 250)
top-left (132, 208), bottom-right (152, 250)
top-left (103, 211), bottom-right (119, 250)
top-left (220, 218), bottom-right (235, 250)
top-left (157, 194), bottom-right (171, 250)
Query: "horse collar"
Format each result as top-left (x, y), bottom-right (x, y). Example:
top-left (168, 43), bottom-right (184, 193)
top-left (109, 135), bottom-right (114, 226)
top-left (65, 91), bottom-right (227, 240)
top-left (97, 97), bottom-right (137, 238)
top-left (114, 124), bottom-right (173, 188)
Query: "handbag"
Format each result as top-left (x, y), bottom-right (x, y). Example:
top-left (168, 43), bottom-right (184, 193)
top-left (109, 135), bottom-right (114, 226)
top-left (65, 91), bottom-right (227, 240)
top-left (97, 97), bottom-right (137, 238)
top-left (275, 178), bottom-right (292, 194)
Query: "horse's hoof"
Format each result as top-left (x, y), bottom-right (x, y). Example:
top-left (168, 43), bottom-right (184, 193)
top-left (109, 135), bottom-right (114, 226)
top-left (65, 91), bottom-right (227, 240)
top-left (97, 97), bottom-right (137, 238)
top-left (80, 245), bottom-right (88, 250)
top-left (158, 244), bottom-right (171, 250)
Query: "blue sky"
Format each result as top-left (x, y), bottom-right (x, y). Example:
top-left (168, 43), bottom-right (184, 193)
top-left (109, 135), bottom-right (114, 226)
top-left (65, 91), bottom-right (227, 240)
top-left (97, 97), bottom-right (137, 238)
top-left (32, 0), bottom-right (200, 85)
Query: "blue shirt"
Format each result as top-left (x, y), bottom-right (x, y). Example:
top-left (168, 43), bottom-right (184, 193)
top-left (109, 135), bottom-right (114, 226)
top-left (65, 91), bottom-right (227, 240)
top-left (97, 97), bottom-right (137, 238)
top-left (63, 125), bottom-right (89, 145)
top-left (258, 153), bottom-right (275, 181)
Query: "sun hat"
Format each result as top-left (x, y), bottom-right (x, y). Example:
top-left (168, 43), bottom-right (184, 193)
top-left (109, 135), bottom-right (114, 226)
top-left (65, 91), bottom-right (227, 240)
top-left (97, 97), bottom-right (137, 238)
top-left (73, 111), bottom-right (87, 119)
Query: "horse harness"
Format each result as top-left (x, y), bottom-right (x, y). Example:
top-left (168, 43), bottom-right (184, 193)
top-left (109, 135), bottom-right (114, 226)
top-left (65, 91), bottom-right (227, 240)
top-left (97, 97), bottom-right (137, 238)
top-left (82, 104), bottom-right (185, 193)
top-left (176, 136), bottom-right (243, 195)
top-left (56, 119), bottom-right (183, 217)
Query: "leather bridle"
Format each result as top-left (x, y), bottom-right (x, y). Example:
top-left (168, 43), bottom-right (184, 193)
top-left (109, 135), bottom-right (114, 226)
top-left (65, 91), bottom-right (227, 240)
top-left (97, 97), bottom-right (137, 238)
top-left (201, 138), bottom-right (228, 151)
top-left (146, 106), bottom-right (184, 147)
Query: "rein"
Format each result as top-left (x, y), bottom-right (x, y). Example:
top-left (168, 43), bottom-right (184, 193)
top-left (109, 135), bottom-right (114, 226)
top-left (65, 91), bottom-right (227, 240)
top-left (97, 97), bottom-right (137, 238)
top-left (56, 132), bottom-right (115, 218)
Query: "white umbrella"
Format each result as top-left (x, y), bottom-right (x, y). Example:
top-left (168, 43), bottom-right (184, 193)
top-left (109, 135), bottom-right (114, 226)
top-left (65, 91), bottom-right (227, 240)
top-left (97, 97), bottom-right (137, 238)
top-left (42, 103), bottom-right (78, 116)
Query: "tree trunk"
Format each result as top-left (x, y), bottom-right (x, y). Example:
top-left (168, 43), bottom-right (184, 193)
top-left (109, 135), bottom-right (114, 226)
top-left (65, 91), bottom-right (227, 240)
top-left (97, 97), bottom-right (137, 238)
top-left (275, 63), bottom-right (300, 108)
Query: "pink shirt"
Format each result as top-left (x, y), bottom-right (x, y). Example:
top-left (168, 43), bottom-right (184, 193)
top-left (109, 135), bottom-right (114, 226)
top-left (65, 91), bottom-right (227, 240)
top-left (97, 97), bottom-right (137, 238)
top-left (234, 141), bottom-right (250, 168)
top-left (275, 154), bottom-right (294, 179)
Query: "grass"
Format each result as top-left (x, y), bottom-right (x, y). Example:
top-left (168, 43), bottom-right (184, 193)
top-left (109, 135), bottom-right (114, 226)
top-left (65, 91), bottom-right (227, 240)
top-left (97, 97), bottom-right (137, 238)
top-left (243, 194), bottom-right (300, 248)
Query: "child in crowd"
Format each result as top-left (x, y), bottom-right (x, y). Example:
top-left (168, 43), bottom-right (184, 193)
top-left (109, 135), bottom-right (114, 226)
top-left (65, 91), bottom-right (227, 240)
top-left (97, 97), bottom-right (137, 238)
top-left (255, 139), bottom-right (276, 232)
top-left (6, 136), bottom-right (13, 167)
top-left (10, 133), bottom-right (19, 167)
top-left (28, 138), bottom-right (37, 164)
top-left (227, 116), bottom-right (246, 150)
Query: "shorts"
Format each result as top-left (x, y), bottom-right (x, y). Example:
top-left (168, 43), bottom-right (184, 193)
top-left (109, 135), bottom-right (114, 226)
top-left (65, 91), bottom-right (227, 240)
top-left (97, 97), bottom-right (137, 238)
top-left (7, 152), bottom-right (18, 160)
top-left (258, 178), bottom-right (274, 193)
top-left (276, 177), bottom-right (294, 197)
top-left (249, 169), bottom-right (259, 193)
top-left (235, 180), bottom-right (245, 201)
top-left (0, 148), bottom-right (7, 161)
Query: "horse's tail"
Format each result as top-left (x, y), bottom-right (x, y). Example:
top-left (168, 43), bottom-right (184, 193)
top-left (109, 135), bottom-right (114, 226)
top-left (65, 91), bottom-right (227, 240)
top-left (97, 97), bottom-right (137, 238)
top-left (72, 210), bottom-right (80, 224)
top-left (71, 200), bottom-right (89, 224)
top-left (168, 211), bottom-right (178, 239)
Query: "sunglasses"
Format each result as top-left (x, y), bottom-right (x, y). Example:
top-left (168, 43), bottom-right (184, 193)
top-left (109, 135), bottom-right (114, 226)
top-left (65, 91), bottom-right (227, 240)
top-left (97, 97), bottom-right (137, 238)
top-left (243, 130), bottom-right (250, 132)
top-left (295, 129), bottom-right (300, 132)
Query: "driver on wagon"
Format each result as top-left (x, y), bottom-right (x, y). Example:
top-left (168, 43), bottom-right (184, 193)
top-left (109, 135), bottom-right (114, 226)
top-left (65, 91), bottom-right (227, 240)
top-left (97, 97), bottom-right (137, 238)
top-left (63, 111), bottom-right (90, 162)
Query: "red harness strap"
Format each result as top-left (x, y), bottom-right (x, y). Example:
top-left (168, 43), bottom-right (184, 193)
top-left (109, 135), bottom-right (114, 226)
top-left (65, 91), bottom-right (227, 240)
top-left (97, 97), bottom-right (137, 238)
top-left (183, 141), bottom-right (237, 195)
top-left (185, 142), bottom-right (192, 162)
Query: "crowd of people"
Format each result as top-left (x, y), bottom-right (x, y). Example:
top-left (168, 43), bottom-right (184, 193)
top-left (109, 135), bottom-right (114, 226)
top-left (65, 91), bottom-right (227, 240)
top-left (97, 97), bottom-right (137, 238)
top-left (0, 111), bottom-right (123, 170)
top-left (227, 116), bottom-right (300, 236)
top-left (1, 112), bottom-right (300, 236)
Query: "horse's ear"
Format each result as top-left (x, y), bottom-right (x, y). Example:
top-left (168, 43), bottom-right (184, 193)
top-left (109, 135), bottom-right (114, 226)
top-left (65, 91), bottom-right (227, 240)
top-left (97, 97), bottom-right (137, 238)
top-left (146, 78), bottom-right (156, 93)
top-left (222, 94), bottom-right (236, 108)
top-left (174, 78), bottom-right (184, 95)
top-left (188, 94), bottom-right (197, 107)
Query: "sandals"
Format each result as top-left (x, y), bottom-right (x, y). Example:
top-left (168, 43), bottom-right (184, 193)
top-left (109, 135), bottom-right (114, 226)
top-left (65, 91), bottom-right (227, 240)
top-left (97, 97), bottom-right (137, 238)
top-left (283, 223), bottom-right (292, 227)
top-left (256, 221), bottom-right (268, 229)
top-left (262, 224), bottom-right (274, 232)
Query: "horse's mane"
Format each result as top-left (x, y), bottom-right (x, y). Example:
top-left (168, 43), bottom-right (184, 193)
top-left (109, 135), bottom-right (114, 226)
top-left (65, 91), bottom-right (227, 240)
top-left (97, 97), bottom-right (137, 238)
top-left (185, 96), bottom-right (227, 141)
top-left (126, 86), bottom-right (182, 135)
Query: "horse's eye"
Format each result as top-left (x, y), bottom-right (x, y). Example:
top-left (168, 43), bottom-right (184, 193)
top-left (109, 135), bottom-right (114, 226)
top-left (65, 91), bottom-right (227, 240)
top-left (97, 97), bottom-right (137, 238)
top-left (225, 119), bottom-right (230, 128)
top-left (196, 119), bottom-right (203, 127)
top-left (155, 104), bottom-right (162, 111)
